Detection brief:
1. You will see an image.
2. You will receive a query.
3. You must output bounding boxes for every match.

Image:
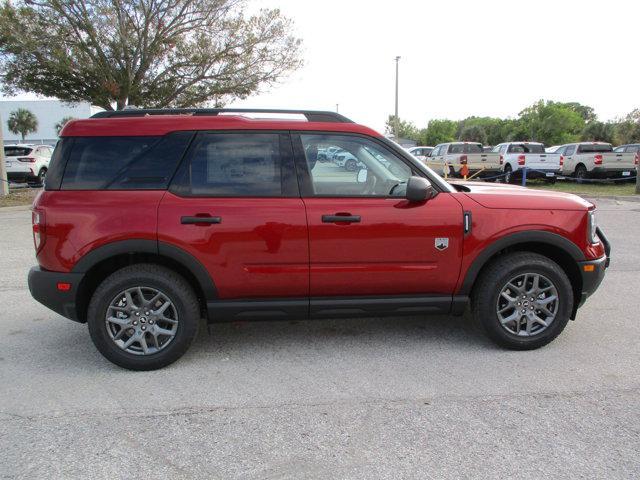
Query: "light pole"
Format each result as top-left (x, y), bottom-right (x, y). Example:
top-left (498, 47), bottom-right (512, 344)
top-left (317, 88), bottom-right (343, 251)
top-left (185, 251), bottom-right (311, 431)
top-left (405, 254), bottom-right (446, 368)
top-left (0, 114), bottom-right (8, 196)
top-left (394, 56), bottom-right (401, 141)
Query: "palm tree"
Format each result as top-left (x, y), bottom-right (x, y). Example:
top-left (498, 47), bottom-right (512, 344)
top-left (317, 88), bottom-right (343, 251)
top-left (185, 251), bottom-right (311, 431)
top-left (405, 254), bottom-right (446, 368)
top-left (55, 116), bottom-right (76, 135)
top-left (7, 108), bottom-right (38, 141)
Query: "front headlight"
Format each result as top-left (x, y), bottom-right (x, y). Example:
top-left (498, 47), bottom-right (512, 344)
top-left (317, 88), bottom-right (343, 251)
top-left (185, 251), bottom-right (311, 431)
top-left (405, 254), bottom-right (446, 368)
top-left (587, 210), bottom-right (598, 244)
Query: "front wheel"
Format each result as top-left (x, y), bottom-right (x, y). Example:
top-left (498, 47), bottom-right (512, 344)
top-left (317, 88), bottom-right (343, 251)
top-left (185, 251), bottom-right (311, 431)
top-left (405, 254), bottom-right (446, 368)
top-left (87, 264), bottom-right (200, 370)
top-left (471, 252), bottom-right (573, 350)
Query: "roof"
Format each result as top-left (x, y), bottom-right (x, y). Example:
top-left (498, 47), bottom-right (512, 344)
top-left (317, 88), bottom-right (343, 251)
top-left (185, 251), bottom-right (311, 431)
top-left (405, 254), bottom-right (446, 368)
top-left (60, 109), bottom-right (381, 137)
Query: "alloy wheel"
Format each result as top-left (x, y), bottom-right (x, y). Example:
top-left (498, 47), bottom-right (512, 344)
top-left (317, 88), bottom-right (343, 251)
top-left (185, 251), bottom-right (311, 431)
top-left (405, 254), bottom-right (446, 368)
top-left (496, 273), bottom-right (559, 336)
top-left (105, 286), bottom-right (179, 355)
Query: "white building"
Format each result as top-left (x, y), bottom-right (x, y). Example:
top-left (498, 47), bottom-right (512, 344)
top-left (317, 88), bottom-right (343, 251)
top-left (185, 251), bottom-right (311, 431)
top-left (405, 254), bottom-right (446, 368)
top-left (0, 100), bottom-right (102, 145)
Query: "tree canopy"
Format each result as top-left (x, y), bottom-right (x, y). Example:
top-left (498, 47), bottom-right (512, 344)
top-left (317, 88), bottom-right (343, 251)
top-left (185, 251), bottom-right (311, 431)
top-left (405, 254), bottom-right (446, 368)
top-left (395, 100), bottom-right (638, 147)
top-left (7, 108), bottom-right (38, 140)
top-left (0, 0), bottom-right (302, 110)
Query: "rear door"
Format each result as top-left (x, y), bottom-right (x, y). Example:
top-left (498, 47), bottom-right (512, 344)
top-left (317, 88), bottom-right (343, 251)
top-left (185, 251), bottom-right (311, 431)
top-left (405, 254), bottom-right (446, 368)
top-left (158, 131), bottom-right (309, 305)
top-left (293, 133), bottom-right (463, 316)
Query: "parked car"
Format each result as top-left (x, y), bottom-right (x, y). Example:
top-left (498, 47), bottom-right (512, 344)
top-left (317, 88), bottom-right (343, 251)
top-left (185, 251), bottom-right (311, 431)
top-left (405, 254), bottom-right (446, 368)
top-left (427, 142), bottom-right (501, 178)
top-left (492, 142), bottom-right (562, 183)
top-left (4, 144), bottom-right (53, 185)
top-left (28, 108), bottom-right (610, 370)
top-left (334, 150), bottom-right (364, 171)
top-left (556, 142), bottom-right (637, 179)
top-left (407, 146), bottom-right (434, 161)
top-left (613, 144), bottom-right (640, 155)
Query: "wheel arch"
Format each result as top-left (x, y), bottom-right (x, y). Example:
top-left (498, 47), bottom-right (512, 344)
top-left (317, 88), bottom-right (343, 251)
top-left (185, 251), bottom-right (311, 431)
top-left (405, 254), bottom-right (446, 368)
top-left (460, 231), bottom-right (584, 318)
top-left (72, 240), bottom-right (217, 322)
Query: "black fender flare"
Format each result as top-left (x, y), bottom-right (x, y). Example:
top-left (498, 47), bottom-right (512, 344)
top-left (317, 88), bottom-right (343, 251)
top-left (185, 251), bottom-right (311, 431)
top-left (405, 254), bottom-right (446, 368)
top-left (72, 239), bottom-right (218, 300)
top-left (458, 230), bottom-right (584, 296)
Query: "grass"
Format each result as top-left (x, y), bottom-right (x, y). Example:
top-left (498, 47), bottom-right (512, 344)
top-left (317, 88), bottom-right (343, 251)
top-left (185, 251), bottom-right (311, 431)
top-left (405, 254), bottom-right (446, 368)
top-left (524, 179), bottom-right (637, 196)
top-left (0, 187), bottom-right (40, 207)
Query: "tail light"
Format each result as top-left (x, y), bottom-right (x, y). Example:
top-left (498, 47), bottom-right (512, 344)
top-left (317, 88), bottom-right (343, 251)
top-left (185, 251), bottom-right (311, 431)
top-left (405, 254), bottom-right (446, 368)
top-left (634, 153), bottom-right (639, 165)
top-left (459, 155), bottom-right (468, 165)
top-left (518, 155), bottom-right (526, 166)
top-left (594, 154), bottom-right (603, 165)
top-left (499, 154), bottom-right (504, 165)
top-left (18, 157), bottom-right (36, 163)
top-left (559, 155), bottom-right (564, 166)
top-left (32, 210), bottom-right (46, 253)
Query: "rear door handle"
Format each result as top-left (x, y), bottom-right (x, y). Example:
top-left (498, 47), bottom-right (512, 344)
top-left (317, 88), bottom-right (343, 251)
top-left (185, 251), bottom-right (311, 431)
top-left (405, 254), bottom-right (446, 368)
top-left (181, 216), bottom-right (222, 225)
top-left (322, 214), bottom-right (361, 223)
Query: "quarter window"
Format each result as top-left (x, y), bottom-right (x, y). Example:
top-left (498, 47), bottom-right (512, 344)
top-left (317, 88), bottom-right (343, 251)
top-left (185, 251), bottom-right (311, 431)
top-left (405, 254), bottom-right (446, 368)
top-left (61, 132), bottom-right (192, 190)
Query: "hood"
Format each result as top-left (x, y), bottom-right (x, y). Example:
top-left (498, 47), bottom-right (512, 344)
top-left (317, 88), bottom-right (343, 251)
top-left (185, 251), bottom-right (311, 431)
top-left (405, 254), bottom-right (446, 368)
top-left (450, 181), bottom-right (593, 211)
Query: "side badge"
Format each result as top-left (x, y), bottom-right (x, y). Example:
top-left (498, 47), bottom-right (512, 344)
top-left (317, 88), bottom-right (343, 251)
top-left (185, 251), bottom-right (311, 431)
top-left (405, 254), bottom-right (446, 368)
top-left (435, 238), bottom-right (449, 251)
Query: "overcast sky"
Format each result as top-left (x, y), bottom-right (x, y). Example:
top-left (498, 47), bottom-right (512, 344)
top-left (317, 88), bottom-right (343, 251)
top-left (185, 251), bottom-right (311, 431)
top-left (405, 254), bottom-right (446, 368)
top-left (232, 0), bottom-right (639, 132)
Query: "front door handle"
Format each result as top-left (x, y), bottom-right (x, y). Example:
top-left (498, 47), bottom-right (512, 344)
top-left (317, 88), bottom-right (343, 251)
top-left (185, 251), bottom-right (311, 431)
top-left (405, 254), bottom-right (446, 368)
top-left (181, 215), bottom-right (222, 225)
top-left (322, 214), bottom-right (361, 223)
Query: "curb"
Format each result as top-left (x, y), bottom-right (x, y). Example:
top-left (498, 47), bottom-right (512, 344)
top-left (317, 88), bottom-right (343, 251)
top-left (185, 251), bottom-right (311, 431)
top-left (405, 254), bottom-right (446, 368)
top-left (580, 195), bottom-right (640, 203)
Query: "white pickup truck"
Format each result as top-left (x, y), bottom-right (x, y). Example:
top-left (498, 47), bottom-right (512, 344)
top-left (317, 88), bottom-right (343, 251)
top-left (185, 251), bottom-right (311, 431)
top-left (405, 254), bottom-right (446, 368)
top-left (557, 142), bottom-right (637, 179)
top-left (427, 142), bottom-right (501, 178)
top-left (492, 142), bottom-right (562, 183)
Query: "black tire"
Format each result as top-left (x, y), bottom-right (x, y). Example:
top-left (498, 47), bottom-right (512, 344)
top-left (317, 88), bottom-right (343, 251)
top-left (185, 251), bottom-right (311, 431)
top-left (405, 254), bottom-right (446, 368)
top-left (545, 177), bottom-right (557, 184)
top-left (37, 168), bottom-right (47, 186)
top-left (345, 159), bottom-right (357, 172)
top-left (471, 252), bottom-right (573, 350)
top-left (503, 164), bottom-right (515, 184)
top-left (87, 264), bottom-right (200, 370)
top-left (574, 164), bottom-right (588, 183)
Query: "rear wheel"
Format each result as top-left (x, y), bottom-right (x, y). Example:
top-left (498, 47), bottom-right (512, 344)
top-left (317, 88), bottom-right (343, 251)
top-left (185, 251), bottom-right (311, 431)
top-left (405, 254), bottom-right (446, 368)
top-left (574, 164), bottom-right (588, 183)
top-left (87, 264), bottom-right (199, 370)
top-left (503, 164), bottom-right (514, 184)
top-left (345, 159), bottom-right (357, 172)
top-left (471, 252), bottom-right (573, 350)
top-left (37, 168), bottom-right (47, 186)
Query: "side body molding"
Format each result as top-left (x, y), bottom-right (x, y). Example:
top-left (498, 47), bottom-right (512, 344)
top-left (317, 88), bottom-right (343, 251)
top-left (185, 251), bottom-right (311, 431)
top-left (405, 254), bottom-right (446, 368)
top-left (458, 230), bottom-right (585, 296)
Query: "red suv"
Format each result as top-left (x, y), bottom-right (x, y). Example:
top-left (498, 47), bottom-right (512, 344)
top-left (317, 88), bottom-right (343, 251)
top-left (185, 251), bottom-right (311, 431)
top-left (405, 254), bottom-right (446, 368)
top-left (28, 109), bottom-right (610, 370)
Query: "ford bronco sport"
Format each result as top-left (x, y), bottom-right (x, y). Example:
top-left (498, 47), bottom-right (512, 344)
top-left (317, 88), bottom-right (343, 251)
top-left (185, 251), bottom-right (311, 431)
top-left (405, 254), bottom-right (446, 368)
top-left (28, 109), bottom-right (610, 370)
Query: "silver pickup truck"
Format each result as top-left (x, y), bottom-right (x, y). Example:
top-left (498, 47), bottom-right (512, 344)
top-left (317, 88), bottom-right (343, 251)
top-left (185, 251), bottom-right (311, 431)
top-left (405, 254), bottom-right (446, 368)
top-left (427, 142), bottom-right (501, 178)
top-left (557, 142), bottom-right (636, 179)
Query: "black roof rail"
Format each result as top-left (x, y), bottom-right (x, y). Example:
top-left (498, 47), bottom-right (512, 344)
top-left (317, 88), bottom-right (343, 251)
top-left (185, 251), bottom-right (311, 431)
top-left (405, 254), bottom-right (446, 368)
top-left (91, 108), bottom-right (353, 123)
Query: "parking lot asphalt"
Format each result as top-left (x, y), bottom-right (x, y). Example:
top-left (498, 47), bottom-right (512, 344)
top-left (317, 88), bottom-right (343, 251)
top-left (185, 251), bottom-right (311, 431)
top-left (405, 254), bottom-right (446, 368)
top-left (1, 197), bottom-right (639, 479)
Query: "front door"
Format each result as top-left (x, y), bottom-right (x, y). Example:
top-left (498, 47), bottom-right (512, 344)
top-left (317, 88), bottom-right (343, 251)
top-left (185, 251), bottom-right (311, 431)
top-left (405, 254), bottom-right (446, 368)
top-left (293, 133), bottom-right (463, 314)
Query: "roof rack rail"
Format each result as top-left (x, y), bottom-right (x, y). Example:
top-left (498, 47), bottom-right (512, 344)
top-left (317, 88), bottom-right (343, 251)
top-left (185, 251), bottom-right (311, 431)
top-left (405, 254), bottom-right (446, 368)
top-left (91, 108), bottom-right (353, 123)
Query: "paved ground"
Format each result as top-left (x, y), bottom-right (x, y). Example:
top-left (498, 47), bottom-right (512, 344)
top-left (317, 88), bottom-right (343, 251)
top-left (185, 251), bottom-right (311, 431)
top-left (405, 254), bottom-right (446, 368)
top-left (1, 198), bottom-right (639, 479)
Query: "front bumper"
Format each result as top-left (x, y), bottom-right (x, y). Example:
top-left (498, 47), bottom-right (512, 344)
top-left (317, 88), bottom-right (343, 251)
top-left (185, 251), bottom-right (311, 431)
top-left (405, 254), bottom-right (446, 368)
top-left (28, 266), bottom-right (85, 322)
top-left (576, 227), bottom-right (611, 311)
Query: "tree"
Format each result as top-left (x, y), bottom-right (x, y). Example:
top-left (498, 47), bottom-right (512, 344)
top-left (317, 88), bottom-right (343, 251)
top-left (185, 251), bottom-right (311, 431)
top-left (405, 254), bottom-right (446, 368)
top-left (385, 115), bottom-right (419, 141)
top-left (518, 100), bottom-right (584, 145)
top-left (459, 124), bottom-right (487, 144)
top-left (55, 116), bottom-right (77, 136)
top-left (420, 119), bottom-right (457, 146)
top-left (581, 121), bottom-right (615, 143)
top-left (614, 109), bottom-right (640, 145)
top-left (0, 0), bottom-right (302, 111)
top-left (7, 108), bottom-right (38, 141)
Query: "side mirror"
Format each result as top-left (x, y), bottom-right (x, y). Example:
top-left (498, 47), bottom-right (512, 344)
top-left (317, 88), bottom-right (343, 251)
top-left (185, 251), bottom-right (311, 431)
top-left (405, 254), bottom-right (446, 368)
top-left (406, 176), bottom-right (435, 202)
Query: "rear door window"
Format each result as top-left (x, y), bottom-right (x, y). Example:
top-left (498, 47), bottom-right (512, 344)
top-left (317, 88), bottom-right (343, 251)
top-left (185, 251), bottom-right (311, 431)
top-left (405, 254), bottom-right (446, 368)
top-left (61, 132), bottom-right (193, 190)
top-left (171, 133), bottom-right (293, 197)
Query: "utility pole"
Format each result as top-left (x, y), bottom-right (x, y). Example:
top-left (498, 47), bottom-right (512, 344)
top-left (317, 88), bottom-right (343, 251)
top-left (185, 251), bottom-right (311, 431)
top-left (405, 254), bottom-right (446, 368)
top-left (0, 114), bottom-right (8, 197)
top-left (394, 56), bottom-right (401, 141)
